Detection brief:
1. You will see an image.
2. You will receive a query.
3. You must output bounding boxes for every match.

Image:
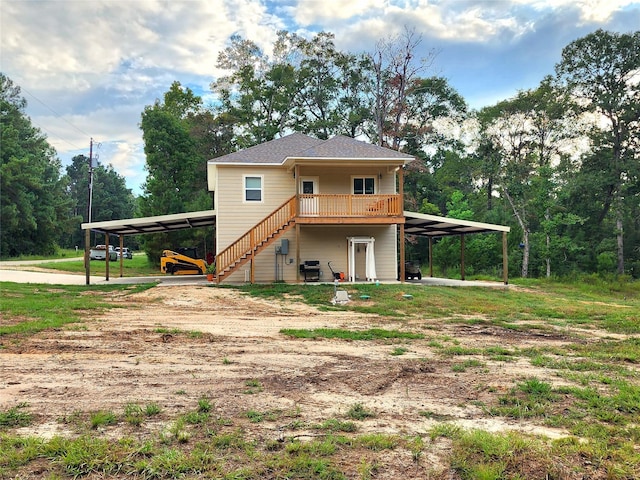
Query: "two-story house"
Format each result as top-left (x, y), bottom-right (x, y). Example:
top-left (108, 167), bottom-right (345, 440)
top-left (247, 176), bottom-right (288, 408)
top-left (82, 132), bottom-right (510, 285)
top-left (209, 133), bottom-right (414, 284)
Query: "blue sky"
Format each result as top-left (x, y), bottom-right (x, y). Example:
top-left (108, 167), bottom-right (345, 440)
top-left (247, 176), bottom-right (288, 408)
top-left (2, 0), bottom-right (639, 196)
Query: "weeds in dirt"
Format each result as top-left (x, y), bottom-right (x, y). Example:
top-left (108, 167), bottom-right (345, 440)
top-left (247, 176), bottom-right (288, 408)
top-left (0, 404), bottom-right (32, 429)
top-left (280, 327), bottom-right (423, 340)
top-left (390, 346), bottom-right (408, 355)
top-left (90, 410), bottom-right (117, 429)
top-left (346, 403), bottom-right (376, 420)
top-left (315, 418), bottom-right (358, 433)
top-left (243, 379), bottom-right (263, 394)
top-left (452, 359), bottom-right (485, 372)
top-left (197, 397), bottom-right (212, 413)
top-left (145, 403), bottom-right (161, 416)
top-left (2, 279), bottom-right (640, 478)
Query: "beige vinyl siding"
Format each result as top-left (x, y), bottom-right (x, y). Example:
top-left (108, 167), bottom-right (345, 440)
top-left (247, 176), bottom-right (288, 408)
top-left (297, 166), bottom-right (396, 194)
top-left (215, 163), bottom-right (399, 284)
top-left (207, 164), bottom-right (217, 192)
top-left (216, 165), bottom-right (296, 283)
top-left (216, 166), bottom-right (295, 251)
top-left (298, 225), bottom-right (398, 282)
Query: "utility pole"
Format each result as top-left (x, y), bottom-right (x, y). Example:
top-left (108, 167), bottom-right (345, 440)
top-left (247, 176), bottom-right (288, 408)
top-left (84, 138), bottom-right (94, 285)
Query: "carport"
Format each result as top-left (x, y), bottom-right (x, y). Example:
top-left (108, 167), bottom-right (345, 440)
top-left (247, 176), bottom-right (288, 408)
top-left (402, 211), bottom-right (511, 284)
top-left (81, 210), bottom-right (217, 284)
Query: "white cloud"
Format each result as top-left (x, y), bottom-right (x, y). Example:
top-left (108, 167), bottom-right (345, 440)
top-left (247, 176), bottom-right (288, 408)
top-left (291, 0), bottom-right (381, 24)
top-left (1, 0), bottom-right (636, 198)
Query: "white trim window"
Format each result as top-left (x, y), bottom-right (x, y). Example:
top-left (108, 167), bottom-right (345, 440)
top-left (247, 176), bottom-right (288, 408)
top-left (352, 176), bottom-right (375, 195)
top-left (243, 175), bottom-right (263, 202)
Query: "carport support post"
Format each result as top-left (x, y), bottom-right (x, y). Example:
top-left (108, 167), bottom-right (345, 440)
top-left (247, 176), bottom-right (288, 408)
top-left (399, 222), bottom-right (405, 283)
top-left (119, 234), bottom-right (124, 278)
top-left (460, 234), bottom-right (465, 281)
top-left (503, 231), bottom-right (509, 284)
top-left (398, 166), bottom-right (405, 283)
top-left (295, 223), bottom-right (300, 283)
top-left (428, 237), bottom-right (433, 278)
top-left (84, 228), bottom-right (90, 285)
top-left (105, 234), bottom-right (110, 281)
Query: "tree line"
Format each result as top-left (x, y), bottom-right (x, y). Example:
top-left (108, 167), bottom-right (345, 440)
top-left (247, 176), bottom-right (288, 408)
top-left (2, 28), bottom-right (638, 279)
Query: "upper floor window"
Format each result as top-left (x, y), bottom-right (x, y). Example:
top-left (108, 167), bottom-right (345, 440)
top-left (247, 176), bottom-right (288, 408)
top-left (244, 175), bottom-right (263, 202)
top-left (353, 177), bottom-right (375, 195)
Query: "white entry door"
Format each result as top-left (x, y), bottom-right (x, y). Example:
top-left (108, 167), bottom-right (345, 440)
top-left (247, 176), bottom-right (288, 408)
top-left (300, 177), bottom-right (319, 215)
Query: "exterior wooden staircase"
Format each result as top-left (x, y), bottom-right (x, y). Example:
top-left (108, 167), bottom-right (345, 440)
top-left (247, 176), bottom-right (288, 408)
top-left (215, 196), bottom-right (297, 284)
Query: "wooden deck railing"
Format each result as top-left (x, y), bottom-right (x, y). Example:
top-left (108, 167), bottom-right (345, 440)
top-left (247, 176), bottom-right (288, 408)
top-left (216, 196), bottom-right (297, 282)
top-left (298, 194), bottom-right (401, 217)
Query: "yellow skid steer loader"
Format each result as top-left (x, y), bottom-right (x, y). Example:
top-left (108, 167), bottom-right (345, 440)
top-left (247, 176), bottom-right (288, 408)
top-left (160, 248), bottom-right (207, 275)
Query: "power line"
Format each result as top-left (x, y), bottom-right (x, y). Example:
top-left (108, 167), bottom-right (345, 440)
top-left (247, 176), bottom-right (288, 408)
top-left (18, 84), bottom-right (93, 139)
top-left (28, 117), bottom-right (85, 152)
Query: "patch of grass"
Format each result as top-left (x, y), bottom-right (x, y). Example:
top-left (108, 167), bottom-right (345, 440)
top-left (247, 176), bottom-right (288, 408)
top-left (419, 410), bottom-right (455, 421)
top-left (357, 433), bottom-right (399, 451)
top-left (452, 359), bottom-right (485, 372)
top-left (346, 403), bottom-right (375, 421)
top-left (0, 282), bottom-right (153, 337)
top-left (145, 403), bottom-right (161, 416)
top-left (490, 378), bottom-right (559, 419)
top-left (183, 411), bottom-right (209, 425)
top-left (0, 404), bottom-right (32, 429)
top-left (154, 327), bottom-right (182, 334)
top-left (90, 410), bottom-right (117, 429)
top-left (280, 328), bottom-right (423, 340)
top-left (197, 397), bottom-right (212, 413)
top-left (315, 418), bottom-right (358, 433)
top-left (245, 409), bottom-right (278, 423)
top-left (123, 403), bottom-right (144, 426)
top-left (243, 379), bottom-right (263, 394)
top-left (390, 346), bottom-right (408, 356)
top-left (440, 345), bottom-right (481, 356)
top-left (38, 254), bottom-right (158, 277)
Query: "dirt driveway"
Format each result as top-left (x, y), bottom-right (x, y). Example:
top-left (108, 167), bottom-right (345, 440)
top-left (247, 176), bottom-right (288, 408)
top-left (1, 283), bottom-right (598, 477)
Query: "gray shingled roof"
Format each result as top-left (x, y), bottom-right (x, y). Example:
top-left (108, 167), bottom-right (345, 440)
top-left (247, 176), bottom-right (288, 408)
top-left (210, 133), bottom-right (323, 164)
top-left (296, 135), bottom-right (414, 160)
top-left (209, 133), bottom-right (414, 164)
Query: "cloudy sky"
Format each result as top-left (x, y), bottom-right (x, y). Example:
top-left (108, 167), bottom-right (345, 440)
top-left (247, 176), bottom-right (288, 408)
top-left (2, 0), bottom-right (639, 196)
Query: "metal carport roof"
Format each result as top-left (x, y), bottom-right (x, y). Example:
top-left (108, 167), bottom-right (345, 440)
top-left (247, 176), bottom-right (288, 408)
top-left (402, 211), bottom-right (510, 284)
top-left (403, 211), bottom-right (510, 237)
top-left (81, 210), bottom-right (217, 235)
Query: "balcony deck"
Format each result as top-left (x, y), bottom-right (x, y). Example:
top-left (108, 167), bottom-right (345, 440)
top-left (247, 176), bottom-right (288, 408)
top-left (296, 194), bottom-right (404, 224)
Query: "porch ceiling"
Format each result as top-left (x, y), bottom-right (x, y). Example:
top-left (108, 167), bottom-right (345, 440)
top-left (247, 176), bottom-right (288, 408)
top-left (403, 211), bottom-right (510, 237)
top-left (81, 210), bottom-right (217, 236)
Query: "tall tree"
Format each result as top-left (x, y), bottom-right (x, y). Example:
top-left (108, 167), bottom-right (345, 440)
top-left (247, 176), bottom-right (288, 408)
top-left (555, 29), bottom-right (640, 274)
top-left (139, 82), bottom-right (215, 261)
top-left (476, 79), bottom-right (574, 277)
top-left (365, 27), bottom-right (438, 150)
top-left (64, 154), bottom-right (135, 249)
top-left (212, 32), bottom-right (303, 147)
top-left (0, 74), bottom-right (73, 257)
